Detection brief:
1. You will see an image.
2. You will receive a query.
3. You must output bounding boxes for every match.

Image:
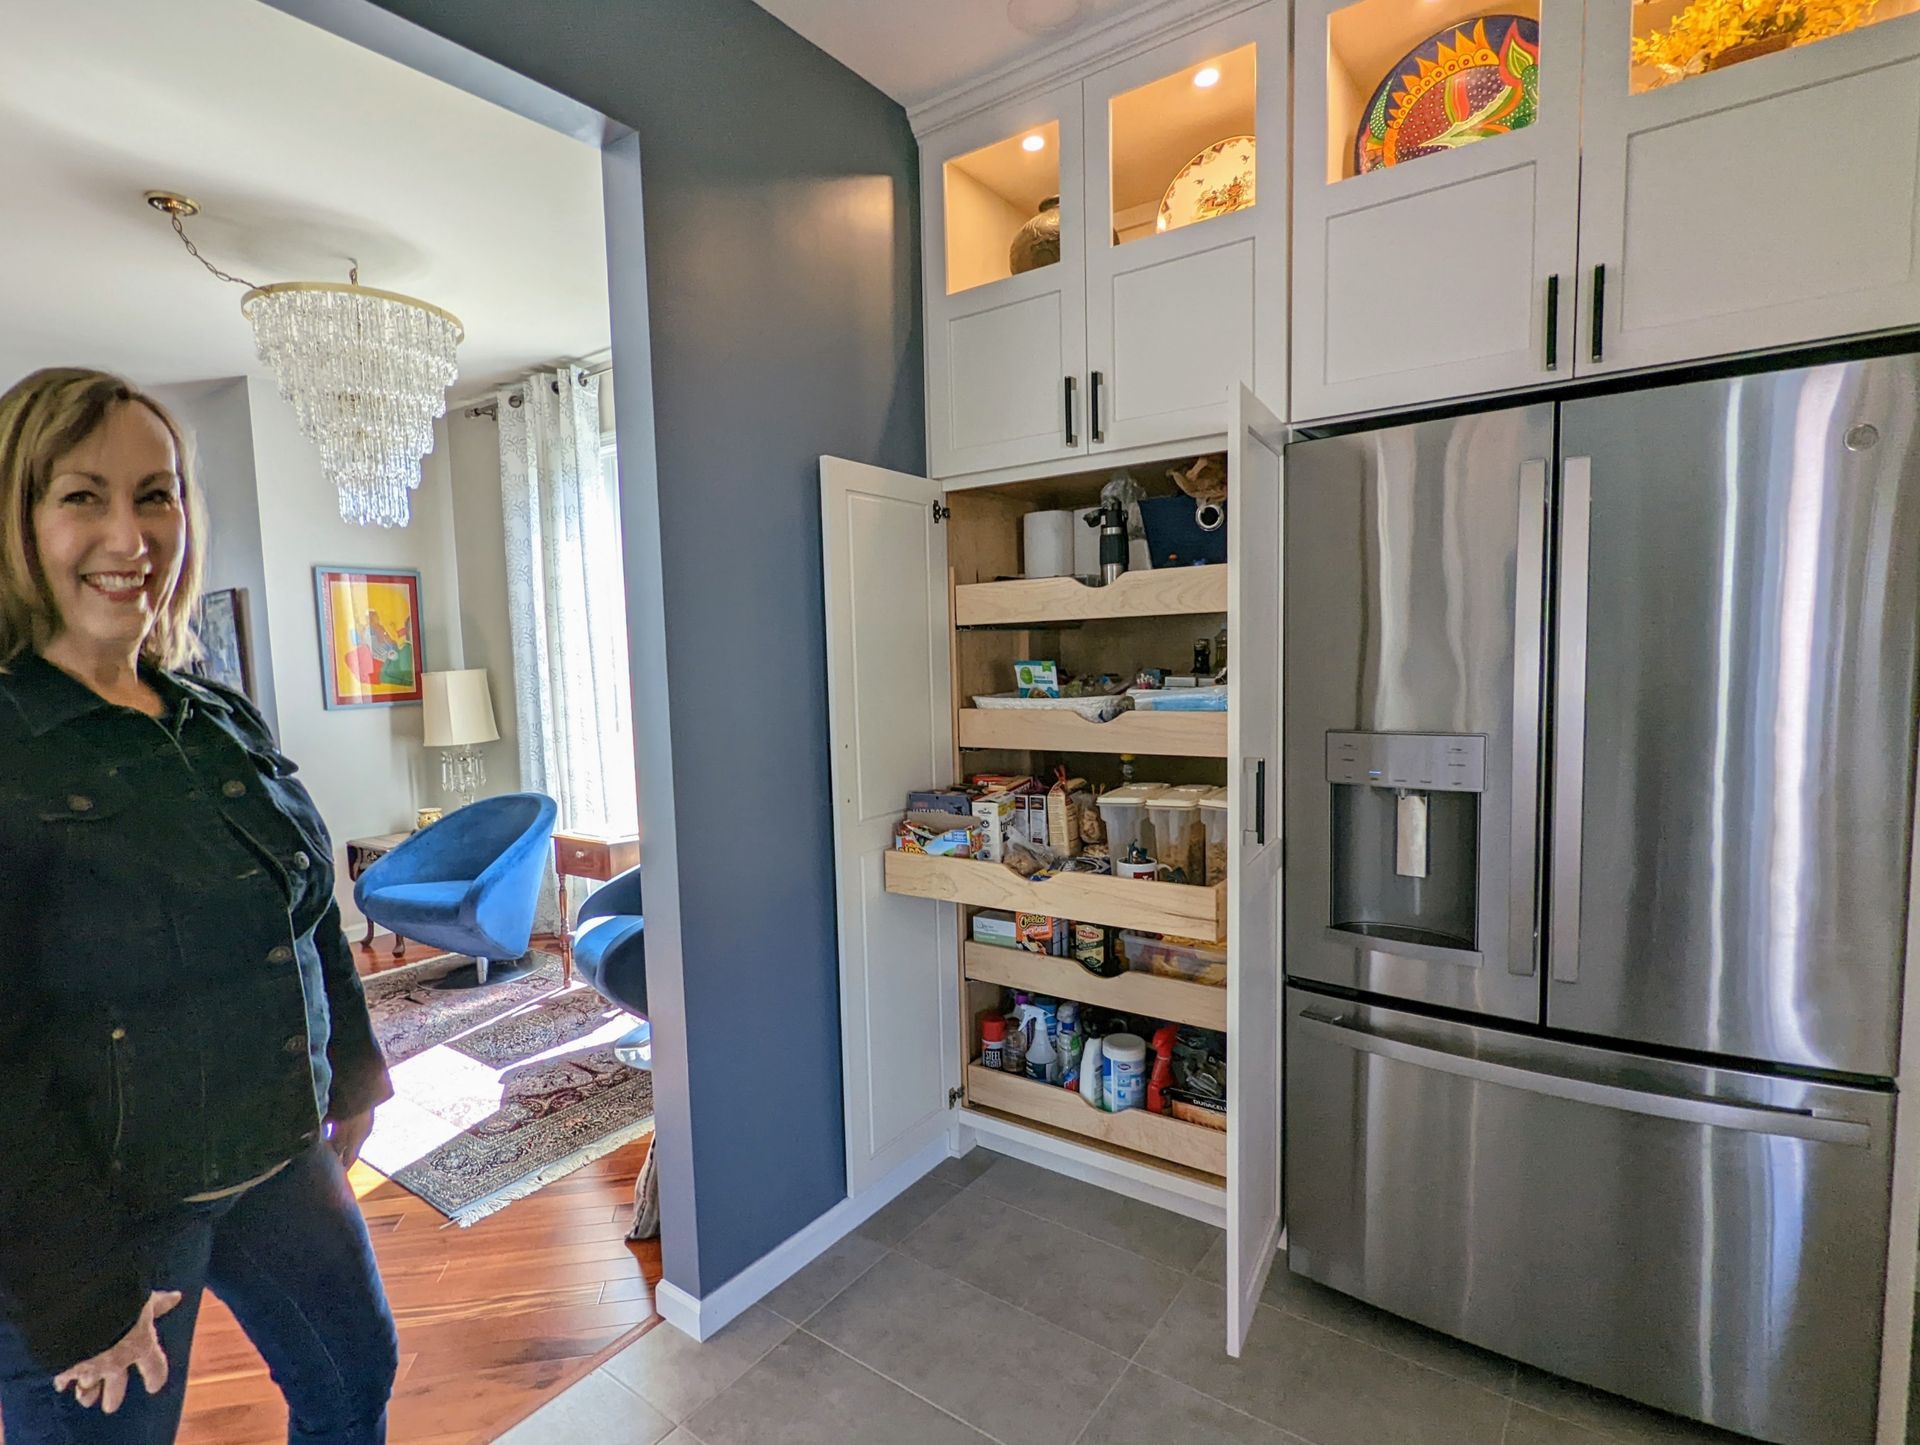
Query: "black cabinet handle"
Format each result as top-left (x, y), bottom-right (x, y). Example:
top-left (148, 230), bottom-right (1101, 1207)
top-left (1064, 375), bottom-right (1077, 447)
top-left (1590, 264), bottom-right (1607, 366)
top-left (1545, 275), bottom-right (1560, 373)
top-left (1090, 370), bottom-right (1105, 444)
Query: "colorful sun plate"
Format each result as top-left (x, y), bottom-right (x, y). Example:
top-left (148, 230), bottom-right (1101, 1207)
top-left (1355, 15), bottom-right (1541, 176)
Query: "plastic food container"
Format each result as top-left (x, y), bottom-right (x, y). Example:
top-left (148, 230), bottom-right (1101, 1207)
top-left (1127, 684), bottom-right (1228, 712)
top-left (1114, 930), bottom-right (1228, 986)
top-left (1198, 787), bottom-right (1229, 885)
top-left (1096, 783), bottom-right (1166, 861)
top-left (1147, 796), bottom-right (1202, 882)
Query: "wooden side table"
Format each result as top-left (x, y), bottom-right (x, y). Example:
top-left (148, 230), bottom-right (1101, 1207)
top-left (555, 829), bottom-right (641, 987)
top-left (346, 831), bottom-right (415, 960)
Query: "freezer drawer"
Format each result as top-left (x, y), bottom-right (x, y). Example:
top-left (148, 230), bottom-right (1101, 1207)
top-left (1284, 988), bottom-right (1894, 1445)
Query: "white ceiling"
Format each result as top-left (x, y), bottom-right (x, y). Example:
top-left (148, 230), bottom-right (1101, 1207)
top-left (752, 0), bottom-right (1152, 110)
top-left (0, 0), bottom-right (610, 396)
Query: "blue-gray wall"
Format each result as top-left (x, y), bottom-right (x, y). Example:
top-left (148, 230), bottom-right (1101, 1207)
top-left (364, 0), bottom-right (924, 1295)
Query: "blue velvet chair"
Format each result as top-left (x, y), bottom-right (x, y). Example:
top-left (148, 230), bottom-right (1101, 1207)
top-left (354, 793), bottom-right (558, 988)
top-left (572, 864), bottom-right (649, 1068)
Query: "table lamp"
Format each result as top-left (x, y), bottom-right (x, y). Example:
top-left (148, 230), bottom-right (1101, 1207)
top-left (422, 669), bottom-right (500, 811)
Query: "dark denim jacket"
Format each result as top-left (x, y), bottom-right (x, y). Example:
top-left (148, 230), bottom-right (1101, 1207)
top-left (0, 653), bottom-right (393, 1369)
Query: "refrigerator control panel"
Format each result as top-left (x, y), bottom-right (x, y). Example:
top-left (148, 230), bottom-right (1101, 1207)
top-left (1326, 732), bottom-right (1486, 793)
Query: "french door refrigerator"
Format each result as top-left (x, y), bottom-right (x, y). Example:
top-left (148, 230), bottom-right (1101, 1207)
top-left (1282, 354), bottom-right (1920, 1445)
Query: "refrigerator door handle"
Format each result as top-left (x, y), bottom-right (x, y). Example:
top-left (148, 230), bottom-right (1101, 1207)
top-left (1551, 458), bottom-right (1593, 984)
top-left (1510, 461), bottom-right (1549, 977)
top-left (1294, 1009), bottom-right (1873, 1147)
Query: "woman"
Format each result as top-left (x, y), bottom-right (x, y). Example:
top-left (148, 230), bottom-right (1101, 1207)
top-left (0, 368), bottom-right (399, 1443)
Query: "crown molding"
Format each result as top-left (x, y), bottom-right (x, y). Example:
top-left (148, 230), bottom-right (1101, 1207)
top-left (907, 0), bottom-right (1264, 137)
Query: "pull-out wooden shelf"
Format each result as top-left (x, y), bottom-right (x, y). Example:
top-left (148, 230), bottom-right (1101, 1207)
top-left (963, 942), bottom-right (1227, 1031)
top-left (885, 851), bottom-right (1226, 941)
top-left (957, 707), bottom-right (1227, 758)
top-left (966, 1064), bottom-right (1226, 1177)
top-left (955, 565), bottom-right (1226, 626)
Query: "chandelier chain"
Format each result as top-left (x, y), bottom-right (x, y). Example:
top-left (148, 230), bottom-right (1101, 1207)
top-left (169, 213), bottom-right (261, 291)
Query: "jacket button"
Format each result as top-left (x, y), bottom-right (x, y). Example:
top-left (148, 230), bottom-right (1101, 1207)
top-left (292, 850), bottom-right (311, 870)
top-left (110, 1026), bottom-right (127, 1041)
top-left (223, 779), bottom-right (247, 798)
top-left (284, 1035), bottom-right (306, 1055)
top-left (67, 795), bottom-right (93, 813)
top-left (267, 945), bottom-right (294, 964)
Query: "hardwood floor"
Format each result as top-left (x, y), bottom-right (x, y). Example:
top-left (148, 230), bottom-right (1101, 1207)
top-left (178, 1135), bottom-right (662, 1445)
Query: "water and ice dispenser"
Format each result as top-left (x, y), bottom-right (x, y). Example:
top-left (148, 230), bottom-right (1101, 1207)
top-left (1325, 732), bottom-right (1486, 955)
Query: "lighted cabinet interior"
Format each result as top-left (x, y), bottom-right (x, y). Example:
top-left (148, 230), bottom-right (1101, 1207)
top-left (1325, 0), bottom-right (1543, 185)
top-left (944, 122), bottom-right (1063, 295)
top-left (1105, 41), bottom-right (1257, 247)
top-left (1628, 0), bottom-right (1920, 94)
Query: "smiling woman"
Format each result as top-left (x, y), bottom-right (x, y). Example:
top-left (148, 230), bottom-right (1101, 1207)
top-left (0, 367), bottom-right (401, 1443)
top-left (0, 370), bottom-right (202, 681)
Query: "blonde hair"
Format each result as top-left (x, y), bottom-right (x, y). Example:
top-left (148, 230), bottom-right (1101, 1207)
top-left (0, 367), bottom-right (205, 670)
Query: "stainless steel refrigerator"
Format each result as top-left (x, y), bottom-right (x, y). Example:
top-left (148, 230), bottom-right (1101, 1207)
top-left (1282, 355), bottom-right (1920, 1445)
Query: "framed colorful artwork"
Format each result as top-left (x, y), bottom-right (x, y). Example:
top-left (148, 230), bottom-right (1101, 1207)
top-left (190, 587), bottom-right (253, 699)
top-left (312, 566), bottom-right (425, 709)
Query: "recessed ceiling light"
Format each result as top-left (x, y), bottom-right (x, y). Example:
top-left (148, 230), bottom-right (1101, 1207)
top-left (1006, 0), bottom-right (1085, 36)
top-left (1193, 66), bottom-right (1222, 88)
top-left (1022, 134), bottom-right (1046, 152)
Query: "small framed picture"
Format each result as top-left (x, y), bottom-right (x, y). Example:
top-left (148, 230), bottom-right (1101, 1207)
top-left (190, 587), bottom-right (252, 698)
top-left (313, 566), bottom-right (425, 709)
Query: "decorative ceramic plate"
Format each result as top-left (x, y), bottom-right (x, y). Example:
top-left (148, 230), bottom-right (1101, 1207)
top-left (1355, 16), bottom-right (1540, 176)
top-left (1157, 135), bottom-right (1256, 234)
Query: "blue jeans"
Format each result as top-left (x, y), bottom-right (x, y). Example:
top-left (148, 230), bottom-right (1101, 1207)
top-left (0, 1143), bottom-right (397, 1444)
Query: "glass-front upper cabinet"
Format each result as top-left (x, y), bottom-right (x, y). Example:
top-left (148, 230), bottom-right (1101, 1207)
top-left (1291, 0), bottom-right (1582, 422)
top-left (943, 122), bottom-right (1064, 295)
top-left (1083, 2), bottom-right (1288, 452)
top-left (1629, 0), bottom-right (1918, 93)
top-left (1579, 0), bottom-right (1920, 375)
top-left (924, 86), bottom-right (1089, 478)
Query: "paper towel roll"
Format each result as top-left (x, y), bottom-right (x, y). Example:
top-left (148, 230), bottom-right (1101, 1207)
top-left (1024, 509), bottom-right (1075, 578)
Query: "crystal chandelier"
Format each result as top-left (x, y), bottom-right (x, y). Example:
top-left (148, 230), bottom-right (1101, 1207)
top-left (148, 192), bottom-right (463, 528)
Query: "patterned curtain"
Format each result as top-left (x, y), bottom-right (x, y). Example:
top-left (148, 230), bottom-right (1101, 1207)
top-left (497, 368), bottom-right (638, 927)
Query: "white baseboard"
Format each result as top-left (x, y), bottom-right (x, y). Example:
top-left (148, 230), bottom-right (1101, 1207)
top-left (656, 1133), bottom-right (952, 1342)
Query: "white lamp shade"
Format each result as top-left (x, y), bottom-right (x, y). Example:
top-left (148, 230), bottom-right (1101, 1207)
top-left (422, 669), bottom-right (500, 748)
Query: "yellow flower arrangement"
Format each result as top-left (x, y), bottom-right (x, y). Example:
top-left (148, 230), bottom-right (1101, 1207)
top-left (1633, 0), bottom-right (1879, 81)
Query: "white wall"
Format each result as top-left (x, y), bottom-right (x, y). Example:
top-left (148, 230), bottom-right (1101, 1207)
top-left (440, 409), bottom-right (522, 798)
top-left (246, 377), bottom-right (468, 930)
top-left (153, 379), bottom-right (280, 736)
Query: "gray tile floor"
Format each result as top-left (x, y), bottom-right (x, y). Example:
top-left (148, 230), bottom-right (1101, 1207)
top-left (497, 1150), bottom-right (1859, 1445)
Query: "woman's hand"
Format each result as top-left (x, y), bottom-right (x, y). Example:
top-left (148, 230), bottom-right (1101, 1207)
top-left (52, 1289), bottom-right (182, 1412)
top-left (326, 1108), bottom-right (376, 1168)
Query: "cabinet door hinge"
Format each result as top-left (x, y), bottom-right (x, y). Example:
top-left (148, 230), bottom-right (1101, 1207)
top-left (932, 502), bottom-right (951, 523)
top-left (947, 1085), bottom-right (964, 1108)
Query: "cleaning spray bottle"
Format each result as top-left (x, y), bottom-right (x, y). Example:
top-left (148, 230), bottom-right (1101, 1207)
top-left (1056, 1002), bottom-right (1084, 1090)
top-left (1146, 1023), bottom-right (1180, 1114)
top-left (1079, 1029), bottom-right (1106, 1111)
top-left (1022, 1004), bottom-right (1057, 1083)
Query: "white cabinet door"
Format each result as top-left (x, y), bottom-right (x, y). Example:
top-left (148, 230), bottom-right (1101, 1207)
top-left (1082, 3), bottom-right (1288, 451)
top-left (1291, 0), bottom-right (1583, 423)
top-left (924, 86), bottom-right (1089, 478)
top-left (821, 458), bottom-right (959, 1196)
top-left (1578, 14), bottom-right (1920, 376)
top-left (1226, 385), bottom-right (1285, 1356)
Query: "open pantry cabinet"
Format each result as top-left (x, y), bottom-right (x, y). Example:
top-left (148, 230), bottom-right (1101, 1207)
top-left (821, 386), bottom-right (1285, 1356)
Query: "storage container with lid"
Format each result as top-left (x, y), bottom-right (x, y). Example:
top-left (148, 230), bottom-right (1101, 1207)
top-left (1147, 794), bottom-right (1202, 882)
top-left (1095, 782), bottom-right (1167, 861)
top-left (1198, 787), bottom-right (1229, 885)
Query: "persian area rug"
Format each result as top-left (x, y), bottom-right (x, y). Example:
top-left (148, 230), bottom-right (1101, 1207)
top-left (359, 950), bottom-right (654, 1225)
